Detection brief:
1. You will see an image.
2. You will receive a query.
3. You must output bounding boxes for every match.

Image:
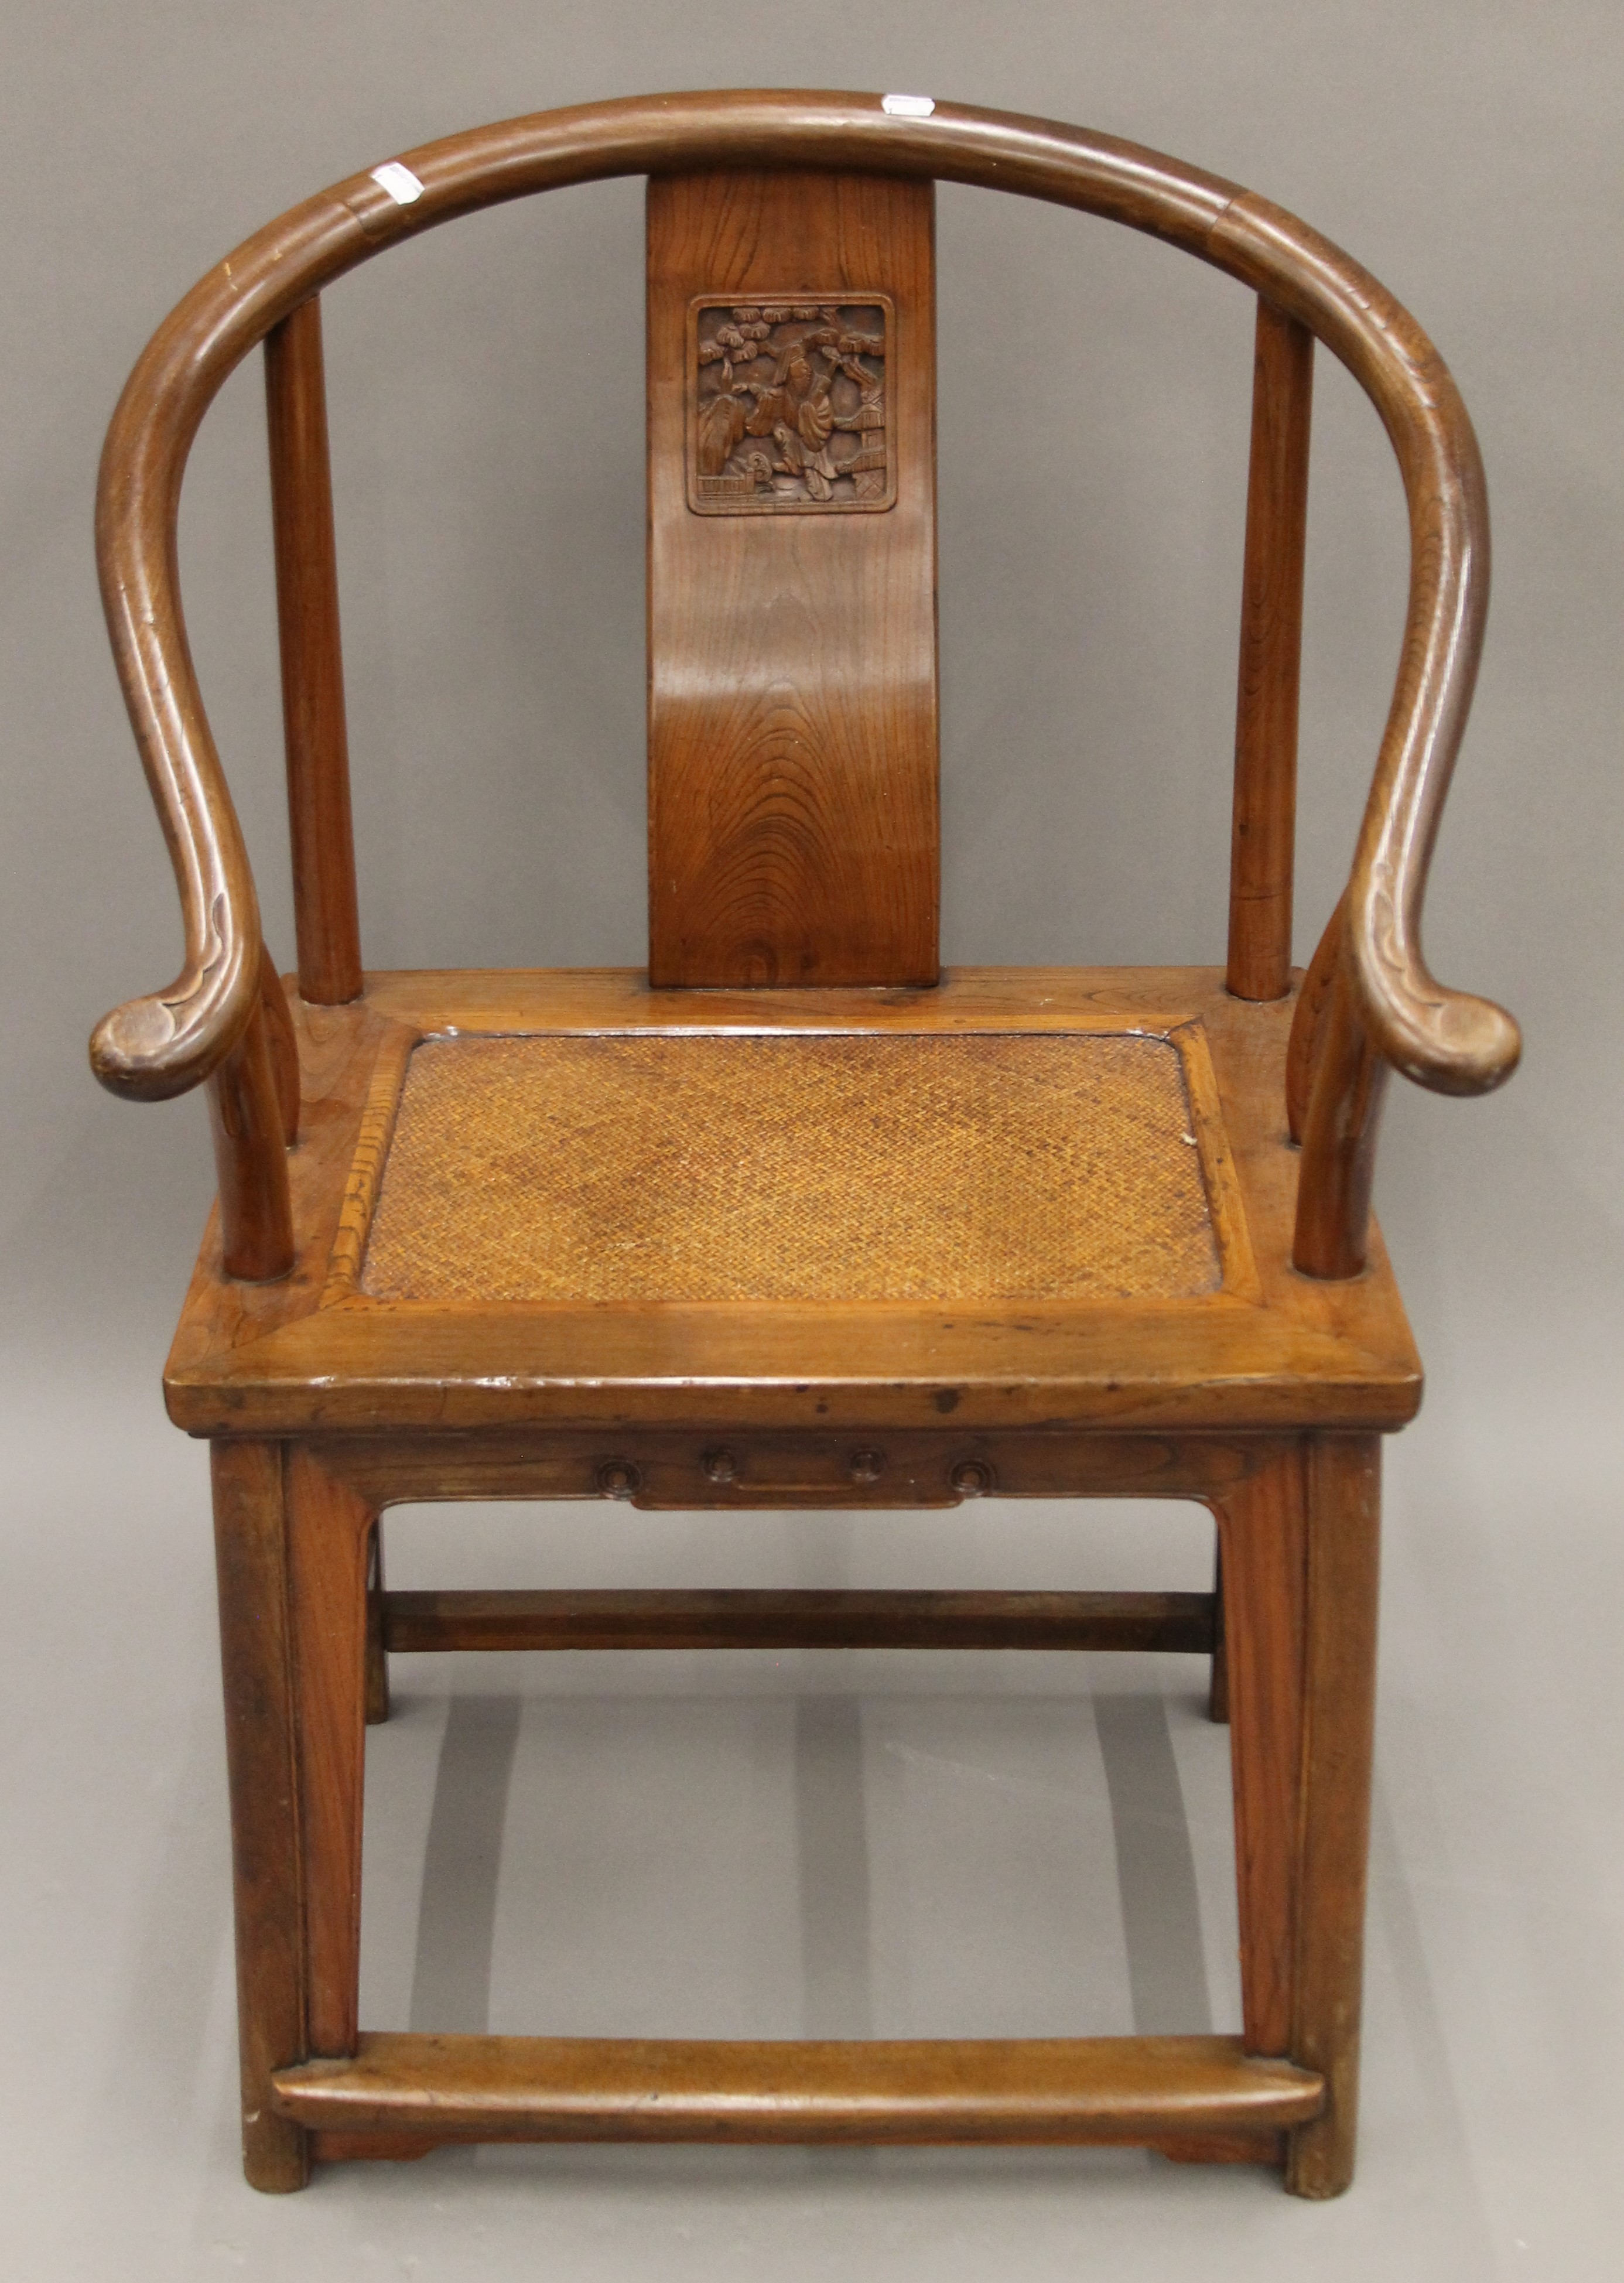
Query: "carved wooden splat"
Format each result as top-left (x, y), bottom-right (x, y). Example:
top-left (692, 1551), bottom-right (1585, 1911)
top-left (688, 295), bottom-right (894, 513)
top-left (647, 171), bottom-right (938, 988)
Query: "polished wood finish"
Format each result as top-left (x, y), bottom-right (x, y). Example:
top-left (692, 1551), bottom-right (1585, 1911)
top-left (299, 2120), bottom-right (1285, 2166)
top-left (1293, 959), bottom-right (1391, 1279)
top-left (272, 2031), bottom-right (1322, 2145)
top-left (204, 1003), bottom-right (293, 1281)
top-left (313, 1421), bottom-right (1283, 1509)
top-left (97, 93), bottom-right (1513, 2203)
top-left (163, 969), bottom-right (1421, 1443)
top-left (381, 1587), bottom-right (1216, 1655)
top-left (1213, 1443), bottom-right (1308, 2055)
top-left (647, 170), bottom-right (937, 986)
top-left (1287, 893), bottom-right (1345, 1145)
top-left (210, 1443), bottom-right (309, 2192)
top-left (88, 90), bottom-right (1517, 1154)
top-left (1208, 1539), bottom-right (1230, 1724)
top-left (264, 298), bottom-right (363, 1006)
top-left (363, 1523), bottom-right (390, 1726)
top-left (1287, 1434), bottom-right (1380, 2196)
top-left (1228, 299), bottom-right (1312, 1003)
top-left (257, 949), bottom-right (300, 1146)
top-left (283, 1448), bottom-right (374, 2057)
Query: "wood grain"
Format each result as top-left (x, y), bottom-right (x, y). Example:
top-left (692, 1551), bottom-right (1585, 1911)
top-left (1228, 299), bottom-right (1312, 1002)
top-left (1287, 1434), bottom-right (1380, 2197)
top-left (363, 1522), bottom-right (390, 1726)
top-left (313, 1426), bottom-right (1281, 1509)
top-left (1213, 1440), bottom-right (1308, 2056)
top-left (648, 170), bottom-right (937, 985)
top-left (1211, 190), bottom-right (1517, 1099)
top-left (284, 1448), bottom-right (375, 2056)
top-left (210, 1441), bottom-right (309, 2192)
top-left (272, 2031), bottom-right (1323, 2144)
top-left (380, 1587), bottom-right (1216, 1655)
top-left (162, 970), bottom-right (1423, 1440)
top-left (264, 298), bottom-right (363, 1006)
top-left (1286, 894), bottom-right (1345, 1144)
top-left (101, 97), bottom-right (1490, 2202)
top-left (204, 1002), bottom-right (293, 1281)
top-left (257, 947), bottom-right (300, 1147)
top-left (1293, 958), bottom-right (1390, 1279)
top-left (90, 91), bottom-right (1516, 1130)
top-left (1208, 1536), bottom-right (1230, 1724)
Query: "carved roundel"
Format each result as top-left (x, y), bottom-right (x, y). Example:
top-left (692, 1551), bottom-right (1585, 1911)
top-left (687, 293), bottom-right (895, 514)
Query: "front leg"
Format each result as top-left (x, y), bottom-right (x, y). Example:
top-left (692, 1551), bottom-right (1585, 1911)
top-left (285, 1446), bottom-right (377, 2061)
top-left (211, 1441), bottom-right (308, 2190)
top-left (1211, 1434), bottom-right (1381, 2197)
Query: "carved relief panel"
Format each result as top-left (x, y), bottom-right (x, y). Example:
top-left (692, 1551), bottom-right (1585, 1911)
top-left (686, 295), bottom-right (894, 513)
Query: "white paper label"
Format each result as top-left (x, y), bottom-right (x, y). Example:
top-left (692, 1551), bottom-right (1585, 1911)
top-left (881, 93), bottom-right (935, 118)
top-left (370, 161), bottom-right (424, 206)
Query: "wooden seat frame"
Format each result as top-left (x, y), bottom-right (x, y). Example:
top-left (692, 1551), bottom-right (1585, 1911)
top-left (91, 92), bottom-right (1519, 2200)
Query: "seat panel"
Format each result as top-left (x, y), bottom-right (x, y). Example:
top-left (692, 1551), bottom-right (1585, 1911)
top-left (163, 967), bottom-right (1421, 1437)
top-left (360, 1032), bottom-right (1220, 1305)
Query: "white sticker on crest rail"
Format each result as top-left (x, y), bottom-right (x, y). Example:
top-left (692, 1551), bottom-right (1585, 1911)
top-left (370, 161), bottom-right (424, 205)
top-left (881, 93), bottom-right (935, 118)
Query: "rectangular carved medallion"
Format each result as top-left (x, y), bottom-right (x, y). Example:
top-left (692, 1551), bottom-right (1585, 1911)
top-left (688, 296), bottom-right (894, 514)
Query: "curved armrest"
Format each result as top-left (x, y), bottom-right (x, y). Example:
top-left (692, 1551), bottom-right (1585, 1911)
top-left (88, 302), bottom-right (273, 1101)
top-left (1212, 196), bottom-right (1520, 1098)
top-left (87, 94), bottom-right (1521, 1105)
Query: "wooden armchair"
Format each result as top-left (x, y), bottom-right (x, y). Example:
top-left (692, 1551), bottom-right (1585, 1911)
top-left (91, 92), bottom-right (1518, 2199)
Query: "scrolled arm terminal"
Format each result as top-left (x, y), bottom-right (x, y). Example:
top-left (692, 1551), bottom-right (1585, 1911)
top-left (1211, 192), bottom-right (1519, 1101)
top-left (88, 93), bottom-right (1519, 1135)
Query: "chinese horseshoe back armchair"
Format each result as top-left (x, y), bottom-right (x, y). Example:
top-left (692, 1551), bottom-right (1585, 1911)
top-left (90, 91), bottom-right (1518, 2198)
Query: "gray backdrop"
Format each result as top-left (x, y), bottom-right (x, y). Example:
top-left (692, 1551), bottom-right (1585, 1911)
top-left (2, 5), bottom-right (1620, 2278)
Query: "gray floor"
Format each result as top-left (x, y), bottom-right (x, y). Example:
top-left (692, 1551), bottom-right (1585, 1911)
top-left (4, 1367), bottom-right (1619, 2281)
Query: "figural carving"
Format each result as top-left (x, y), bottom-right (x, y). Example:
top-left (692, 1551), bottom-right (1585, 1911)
top-left (688, 295), bottom-right (894, 513)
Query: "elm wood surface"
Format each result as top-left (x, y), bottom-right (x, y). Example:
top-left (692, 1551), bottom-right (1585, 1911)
top-left (162, 969), bottom-right (1421, 1439)
top-left (89, 90), bottom-right (1518, 1235)
top-left (313, 1426), bottom-right (1285, 1509)
top-left (1228, 299), bottom-right (1313, 1003)
top-left (257, 948), bottom-right (300, 1147)
top-left (210, 1443), bottom-right (310, 2192)
top-left (1287, 1434), bottom-right (1380, 2198)
top-left (379, 1587), bottom-right (1218, 1655)
top-left (284, 1448), bottom-right (372, 2059)
top-left (300, 2123), bottom-right (1287, 2168)
top-left (1294, 957), bottom-right (1391, 1280)
top-left (1208, 1540), bottom-right (1232, 1724)
top-left (363, 1524), bottom-right (389, 1726)
top-left (203, 1002), bottom-right (293, 1283)
top-left (648, 171), bottom-right (938, 987)
top-left (271, 2032), bottom-right (1324, 2145)
top-left (1287, 893), bottom-right (1346, 1145)
top-left (214, 1430), bottom-right (1359, 2187)
top-left (1213, 1443), bottom-right (1308, 2057)
top-left (264, 298), bottom-right (363, 1008)
top-left (97, 93), bottom-right (1519, 2201)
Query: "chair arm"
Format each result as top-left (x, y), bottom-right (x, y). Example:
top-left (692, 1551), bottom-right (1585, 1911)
top-left (87, 749), bottom-right (262, 1105)
top-left (86, 223), bottom-right (300, 1101)
top-left (1212, 196), bottom-right (1520, 1099)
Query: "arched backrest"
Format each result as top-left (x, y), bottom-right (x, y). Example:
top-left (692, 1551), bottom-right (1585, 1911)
top-left (88, 91), bottom-right (1520, 1280)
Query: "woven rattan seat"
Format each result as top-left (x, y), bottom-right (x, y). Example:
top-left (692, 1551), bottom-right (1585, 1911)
top-left (360, 1031), bottom-right (1221, 1305)
top-left (95, 93), bottom-right (1517, 2202)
